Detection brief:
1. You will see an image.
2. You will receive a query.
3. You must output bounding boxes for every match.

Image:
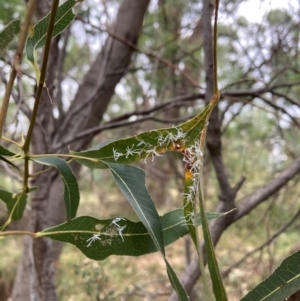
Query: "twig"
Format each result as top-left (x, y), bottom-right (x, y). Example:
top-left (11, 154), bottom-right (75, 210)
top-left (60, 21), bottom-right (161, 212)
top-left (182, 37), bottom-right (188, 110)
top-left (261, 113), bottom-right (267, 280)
top-left (0, 0), bottom-right (36, 143)
top-left (222, 203), bottom-right (300, 278)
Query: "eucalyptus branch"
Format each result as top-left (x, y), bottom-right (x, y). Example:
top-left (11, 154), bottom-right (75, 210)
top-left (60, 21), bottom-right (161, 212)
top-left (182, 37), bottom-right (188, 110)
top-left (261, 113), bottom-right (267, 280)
top-left (22, 0), bottom-right (60, 152)
top-left (0, 0), bottom-right (36, 144)
top-left (222, 202), bottom-right (300, 278)
top-left (20, 0), bottom-right (60, 192)
top-left (78, 17), bottom-right (203, 90)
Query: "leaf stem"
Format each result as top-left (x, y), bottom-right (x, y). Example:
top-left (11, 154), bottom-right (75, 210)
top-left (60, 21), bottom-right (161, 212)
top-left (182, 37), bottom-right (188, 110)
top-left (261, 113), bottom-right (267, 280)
top-left (0, 0), bottom-right (36, 144)
top-left (1, 136), bottom-right (23, 148)
top-left (0, 230), bottom-right (37, 237)
top-left (30, 153), bottom-right (99, 162)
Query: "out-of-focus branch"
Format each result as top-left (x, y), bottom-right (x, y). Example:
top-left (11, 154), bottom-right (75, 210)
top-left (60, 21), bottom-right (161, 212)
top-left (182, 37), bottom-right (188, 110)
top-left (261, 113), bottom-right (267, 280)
top-left (233, 157), bottom-right (300, 221)
top-left (77, 17), bottom-right (203, 90)
top-left (52, 93), bottom-right (205, 150)
top-left (222, 202), bottom-right (300, 278)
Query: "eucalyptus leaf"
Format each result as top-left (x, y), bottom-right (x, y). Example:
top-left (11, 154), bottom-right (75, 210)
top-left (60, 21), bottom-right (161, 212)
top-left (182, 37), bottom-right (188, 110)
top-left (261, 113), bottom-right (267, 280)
top-left (32, 157), bottom-right (79, 220)
top-left (71, 103), bottom-right (213, 168)
top-left (26, 0), bottom-right (76, 78)
top-left (0, 145), bottom-right (16, 156)
top-left (0, 19), bottom-right (20, 55)
top-left (0, 155), bottom-right (20, 171)
top-left (0, 189), bottom-right (27, 220)
top-left (40, 209), bottom-right (224, 259)
top-left (103, 161), bottom-right (189, 300)
top-left (241, 250), bottom-right (300, 301)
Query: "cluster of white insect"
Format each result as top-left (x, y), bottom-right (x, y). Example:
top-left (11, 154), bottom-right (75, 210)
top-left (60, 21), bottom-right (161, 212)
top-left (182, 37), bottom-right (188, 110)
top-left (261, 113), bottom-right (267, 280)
top-left (112, 142), bottom-right (151, 162)
top-left (86, 217), bottom-right (127, 247)
top-left (125, 144), bottom-right (143, 158)
top-left (183, 185), bottom-right (197, 207)
top-left (180, 211), bottom-right (195, 226)
top-left (110, 217), bottom-right (126, 242)
top-left (157, 128), bottom-right (186, 146)
top-left (183, 140), bottom-right (203, 173)
top-left (111, 127), bottom-right (188, 163)
top-left (181, 139), bottom-right (203, 226)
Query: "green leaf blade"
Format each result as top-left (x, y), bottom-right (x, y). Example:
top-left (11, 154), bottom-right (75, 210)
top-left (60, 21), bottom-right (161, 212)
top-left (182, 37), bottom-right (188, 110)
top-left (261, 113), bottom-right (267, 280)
top-left (103, 162), bottom-right (190, 300)
top-left (241, 250), bottom-right (300, 301)
top-left (41, 208), bottom-right (223, 260)
top-left (104, 162), bottom-right (165, 254)
top-left (199, 189), bottom-right (228, 301)
top-left (32, 156), bottom-right (79, 220)
top-left (0, 145), bottom-right (17, 157)
top-left (41, 209), bottom-right (226, 260)
top-left (26, 0), bottom-right (76, 65)
top-left (71, 104), bottom-right (212, 169)
top-left (0, 189), bottom-right (27, 220)
top-left (0, 19), bottom-right (21, 55)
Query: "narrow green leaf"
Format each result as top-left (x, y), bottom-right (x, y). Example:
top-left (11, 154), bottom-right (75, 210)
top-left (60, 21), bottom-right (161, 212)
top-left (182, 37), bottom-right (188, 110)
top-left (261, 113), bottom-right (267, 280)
top-left (71, 103), bottom-right (213, 168)
top-left (199, 189), bottom-right (228, 301)
top-left (32, 157), bottom-right (79, 220)
top-left (0, 19), bottom-right (21, 55)
top-left (241, 250), bottom-right (300, 301)
top-left (183, 174), bottom-right (198, 247)
top-left (40, 209), bottom-right (223, 259)
top-left (0, 145), bottom-right (16, 156)
top-left (26, 0), bottom-right (76, 76)
top-left (103, 161), bottom-right (189, 300)
top-left (0, 155), bottom-right (20, 171)
top-left (0, 189), bottom-right (27, 220)
top-left (0, 146), bottom-right (19, 170)
top-left (104, 161), bottom-right (165, 253)
top-left (166, 261), bottom-right (190, 301)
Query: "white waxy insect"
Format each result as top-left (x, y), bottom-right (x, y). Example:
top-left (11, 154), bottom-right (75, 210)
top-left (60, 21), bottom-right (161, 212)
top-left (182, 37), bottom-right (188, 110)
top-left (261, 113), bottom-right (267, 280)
top-left (125, 144), bottom-right (143, 158)
top-left (86, 234), bottom-right (101, 247)
top-left (117, 225), bottom-right (126, 242)
top-left (110, 218), bottom-right (126, 242)
top-left (111, 217), bottom-right (126, 228)
top-left (112, 148), bottom-right (123, 161)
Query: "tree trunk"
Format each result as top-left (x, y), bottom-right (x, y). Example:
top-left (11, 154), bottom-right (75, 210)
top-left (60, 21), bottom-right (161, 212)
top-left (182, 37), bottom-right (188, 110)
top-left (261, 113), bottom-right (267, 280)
top-left (11, 1), bottom-right (150, 300)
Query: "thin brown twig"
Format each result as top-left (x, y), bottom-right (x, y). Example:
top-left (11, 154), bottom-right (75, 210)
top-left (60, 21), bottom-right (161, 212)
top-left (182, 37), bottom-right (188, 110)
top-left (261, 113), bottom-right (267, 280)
top-left (77, 17), bottom-right (203, 89)
top-left (0, 0), bottom-right (36, 143)
top-left (222, 203), bottom-right (300, 278)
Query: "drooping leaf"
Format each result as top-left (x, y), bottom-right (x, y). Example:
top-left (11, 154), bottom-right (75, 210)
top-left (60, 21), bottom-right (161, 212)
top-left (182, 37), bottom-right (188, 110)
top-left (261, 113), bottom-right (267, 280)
top-left (32, 157), bottom-right (79, 220)
top-left (104, 162), bottom-right (165, 252)
top-left (0, 189), bottom-right (27, 220)
top-left (199, 189), bottom-right (228, 301)
top-left (40, 209), bottom-right (224, 259)
top-left (0, 19), bottom-right (21, 55)
top-left (103, 161), bottom-right (189, 300)
top-left (26, 0), bottom-right (76, 77)
top-left (241, 250), bottom-right (300, 301)
top-left (71, 103), bottom-right (213, 168)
